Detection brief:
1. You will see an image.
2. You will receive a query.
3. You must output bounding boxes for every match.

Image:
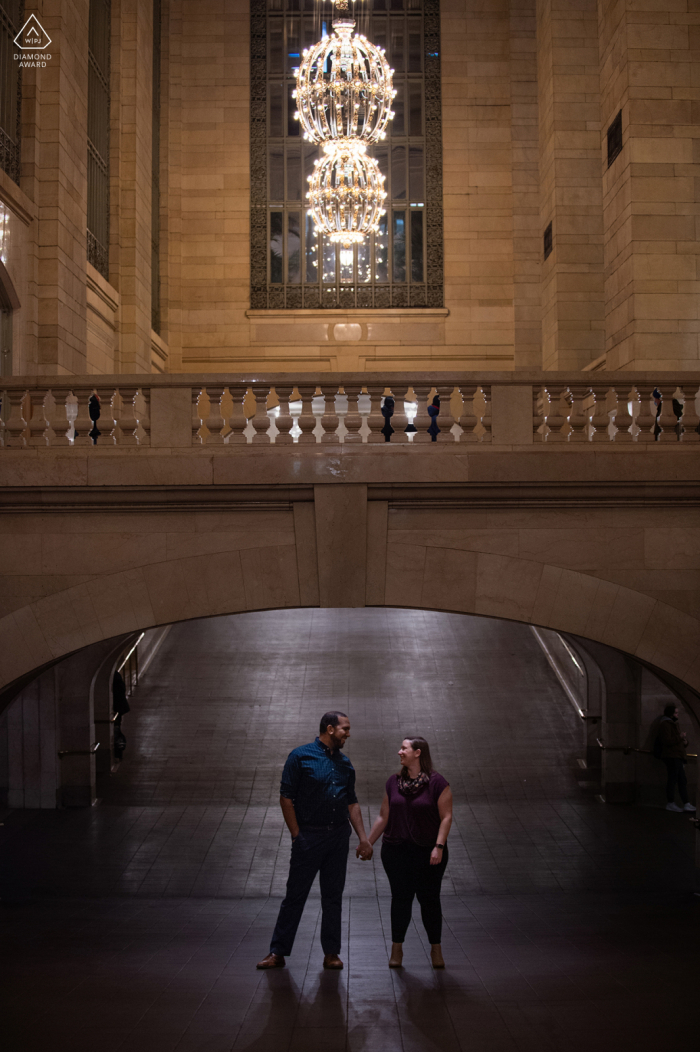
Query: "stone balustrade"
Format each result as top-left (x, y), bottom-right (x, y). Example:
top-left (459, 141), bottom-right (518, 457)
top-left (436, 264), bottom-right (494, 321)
top-left (1, 373), bottom-right (699, 449)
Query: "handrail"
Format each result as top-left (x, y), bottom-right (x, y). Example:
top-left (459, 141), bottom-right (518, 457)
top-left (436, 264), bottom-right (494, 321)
top-left (58, 742), bottom-right (99, 758)
top-left (596, 738), bottom-right (697, 759)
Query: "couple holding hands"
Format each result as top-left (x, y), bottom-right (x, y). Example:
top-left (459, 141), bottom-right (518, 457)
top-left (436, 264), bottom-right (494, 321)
top-left (257, 711), bottom-right (453, 972)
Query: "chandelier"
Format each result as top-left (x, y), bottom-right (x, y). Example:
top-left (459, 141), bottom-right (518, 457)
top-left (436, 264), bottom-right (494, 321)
top-left (295, 0), bottom-right (394, 248)
top-left (306, 140), bottom-right (386, 246)
top-left (294, 22), bottom-right (395, 145)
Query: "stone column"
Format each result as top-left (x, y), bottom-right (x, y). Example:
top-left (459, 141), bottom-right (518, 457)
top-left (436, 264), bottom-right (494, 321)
top-left (598, 0), bottom-right (700, 371)
top-left (0, 668), bottom-right (59, 809)
top-left (110, 0), bottom-right (154, 372)
top-left (30, 0), bottom-right (90, 373)
top-left (537, 0), bottom-right (605, 369)
top-left (510, 0), bottom-right (541, 368)
top-left (580, 639), bottom-right (640, 804)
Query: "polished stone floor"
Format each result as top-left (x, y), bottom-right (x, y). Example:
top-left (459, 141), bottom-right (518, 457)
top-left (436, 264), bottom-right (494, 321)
top-left (2, 609), bottom-right (699, 1052)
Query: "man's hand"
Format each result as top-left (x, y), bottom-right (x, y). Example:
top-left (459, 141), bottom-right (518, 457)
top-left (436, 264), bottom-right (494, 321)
top-left (356, 839), bottom-right (373, 861)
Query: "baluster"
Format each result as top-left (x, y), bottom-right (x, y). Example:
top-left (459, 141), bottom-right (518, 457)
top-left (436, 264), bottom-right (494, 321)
top-left (46, 389), bottom-right (71, 447)
top-left (363, 383), bottom-right (387, 443)
top-left (449, 386), bottom-right (464, 443)
top-left (634, 385), bottom-right (658, 443)
top-left (536, 386), bottom-right (551, 442)
top-left (379, 388), bottom-right (396, 443)
top-left (581, 388), bottom-right (596, 442)
top-left (266, 387), bottom-right (281, 444)
top-left (288, 385), bottom-right (303, 443)
top-left (334, 386), bottom-right (350, 444)
top-left (679, 386), bottom-right (700, 443)
top-left (609, 387), bottom-right (631, 443)
top-left (69, 389), bottom-right (93, 446)
top-left (656, 386), bottom-right (679, 442)
top-left (357, 386), bottom-right (372, 444)
top-left (403, 386), bottom-right (418, 442)
top-left (321, 385), bottom-right (338, 443)
top-left (411, 384), bottom-right (433, 444)
top-left (544, 388), bottom-right (570, 443)
top-left (206, 387), bottom-right (225, 446)
top-left (242, 386), bottom-right (258, 444)
top-left (294, 383), bottom-right (316, 443)
top-left (97, 389), bottom-right (117, 446)
top-left (65, 391), bottom-right (79, 444)
top-left (133, 388), bottom-right (150, 445)
top-left (194, 388), bottom-right (211, 445)
top-left (311, 386), bottom-right (326, 444)
top-left (117, 388), bottom-right (140, 446)
top-left (110, 389), bottom-right (125, 444)
top-left (620, 386), bottom-right (639, 442)
top-left (671, 386), bottom-right (685, 442)
top-left (568, 387), bottom-right (588, 442)
top-left (220, 387), bottom-right (235, 443)
top-left (27, 390), bottom-right (50, 446)
top-left (4, 390), bottom-right (29, 447)
top-left (472, 386), bottom-right (490, 442)
top-left (603, 388), bottom-right (619, 442)
top-left (225, 384), bottom-right (248, 445)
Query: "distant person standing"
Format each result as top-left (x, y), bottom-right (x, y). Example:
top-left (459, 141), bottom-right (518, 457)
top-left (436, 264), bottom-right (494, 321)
top-left (657, 703), bottom-right (696, 813)
top-left (257, 711), bottom-right (373, 971)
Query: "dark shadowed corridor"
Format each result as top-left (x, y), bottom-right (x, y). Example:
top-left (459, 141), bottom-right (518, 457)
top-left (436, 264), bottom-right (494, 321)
top-left (2, 610), bottom-right (699, 1052)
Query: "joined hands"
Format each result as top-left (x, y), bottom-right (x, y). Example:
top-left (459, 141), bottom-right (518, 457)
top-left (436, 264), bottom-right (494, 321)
top-left (356, 839), bottom-right (373, 861)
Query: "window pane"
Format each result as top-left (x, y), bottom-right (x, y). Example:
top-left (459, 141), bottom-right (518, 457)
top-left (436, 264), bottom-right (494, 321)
top-left (392, 82), bottom-right (405, 136)
top-left (391, 144), bottom-right (406, 200)
top-left (269, 82), bottom-right (284, 137)
top-left (269, 147), bottom-right (284, 201)
top-left (322, 238), bottom-right (336, 283)
top-left (358, 237), bottom-right (371, 284)
top-left (306, 214), bottom-right (318, 282)
top-left (287, 83), bottom-right (299, 136)
top-left (340, 244), bottom-right (354, 283)
top-left (373, 15), bottom-right (387, 50)
top-left (269, 23), bottom-right (283, 72)
top-left (286, 17), bottom-right (300, 72)
top-left (409, 145), bottom-right (424, 202)
top-left (270, 211), bottom-right (284, 283)
top-left (391, 0), bottom-right (404, 10)
top-left (287, 145), bottom-right (301, 200)
top-left (408, 20), bottom-right (422, 72)
top-left (375, 214), bottom-right (389, 282)
top-left (373, 0), bottom-right (386, 11)
top-left (410, 210), bottom-right (423, 282)
top-left (393, 210), bottom-right (406, 282)
top-left (408, 82), bottom-right (422, 136)
top-left (288, 212), bottom-right (301, 283)
top-left (390, 21), bottom-right (404, 72)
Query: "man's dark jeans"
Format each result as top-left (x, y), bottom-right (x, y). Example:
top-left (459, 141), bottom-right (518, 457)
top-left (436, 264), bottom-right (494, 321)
top-left (664, 758), bottom-right (689, 804)
top-left (270, 823), bottom-right (351, 957)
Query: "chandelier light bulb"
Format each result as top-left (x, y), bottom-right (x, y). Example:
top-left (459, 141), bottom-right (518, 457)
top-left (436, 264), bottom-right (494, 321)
top-left (294, 19), bottom-right (395, 146)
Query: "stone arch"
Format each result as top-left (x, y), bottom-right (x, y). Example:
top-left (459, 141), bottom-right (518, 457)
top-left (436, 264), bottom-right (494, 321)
top-left (1, 548), bottom-right (699, 697)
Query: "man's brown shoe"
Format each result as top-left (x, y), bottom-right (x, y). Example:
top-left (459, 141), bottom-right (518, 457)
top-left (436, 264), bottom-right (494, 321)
top-left (256, 953), bottom-right (285, 969)
top-left (323, 954), bottom-right (344, 969)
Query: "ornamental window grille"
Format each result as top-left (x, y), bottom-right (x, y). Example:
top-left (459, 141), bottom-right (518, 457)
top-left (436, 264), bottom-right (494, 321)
top-left (0, 0), bottom-right (23, 185)
top-left (87, 0), bottom-right (111, 279)
top-left (152, 0), bottom-right (161, 334)
top-left (251, 0), bottom-right (444, 310)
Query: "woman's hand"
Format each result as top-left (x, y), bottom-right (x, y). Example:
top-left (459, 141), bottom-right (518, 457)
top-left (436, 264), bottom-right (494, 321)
top-left (430, 847), bottom-right (443, 866)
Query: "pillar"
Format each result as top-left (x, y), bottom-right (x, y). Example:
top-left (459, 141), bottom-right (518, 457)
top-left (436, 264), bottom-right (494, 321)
top-left (598, 0), bottom-right (700, 371)
top-left (537, 0), bottom-right (605, 369)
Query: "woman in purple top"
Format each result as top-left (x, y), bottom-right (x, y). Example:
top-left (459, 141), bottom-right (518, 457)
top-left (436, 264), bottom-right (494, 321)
top-left (367, 736), bottom-right (453, 969)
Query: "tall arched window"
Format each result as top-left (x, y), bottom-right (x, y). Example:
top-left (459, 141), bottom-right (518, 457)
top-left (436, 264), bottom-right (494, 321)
top-left (250, 0), bottom-right (443, 310)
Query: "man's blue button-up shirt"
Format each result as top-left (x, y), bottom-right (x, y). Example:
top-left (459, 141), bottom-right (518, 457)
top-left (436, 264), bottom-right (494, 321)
top-left (280, 737), bottom-right (358, 828)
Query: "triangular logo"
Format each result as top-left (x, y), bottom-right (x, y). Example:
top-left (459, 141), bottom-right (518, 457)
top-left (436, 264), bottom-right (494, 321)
top-left (14, 14), bottom-right (52, 50)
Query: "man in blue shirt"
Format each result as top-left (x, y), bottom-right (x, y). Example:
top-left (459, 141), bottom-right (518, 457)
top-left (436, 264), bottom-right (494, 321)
top-left (257, 711), bottom-right (372, 970)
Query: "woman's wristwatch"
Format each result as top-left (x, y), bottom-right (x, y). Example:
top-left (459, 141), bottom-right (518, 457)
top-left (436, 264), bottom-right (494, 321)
top-left (434, 843), bottom-right (445, 850)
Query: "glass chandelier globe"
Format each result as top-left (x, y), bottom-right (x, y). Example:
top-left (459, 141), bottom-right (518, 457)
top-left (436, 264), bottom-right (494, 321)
top-left (294, 18), bottom-right (396, 145)
top-left (306, 140), bottom-right (387, 248)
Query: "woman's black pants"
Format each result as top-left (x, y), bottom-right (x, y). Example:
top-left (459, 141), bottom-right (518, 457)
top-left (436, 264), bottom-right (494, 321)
top-left (664, 758), bottom-right (689, 804)
top-left (381, 841), bottom-right (449, 944)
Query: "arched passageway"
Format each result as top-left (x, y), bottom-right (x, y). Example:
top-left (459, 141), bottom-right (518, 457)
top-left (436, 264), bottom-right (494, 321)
top-left (3, 608), bottom-right (700, 1052)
